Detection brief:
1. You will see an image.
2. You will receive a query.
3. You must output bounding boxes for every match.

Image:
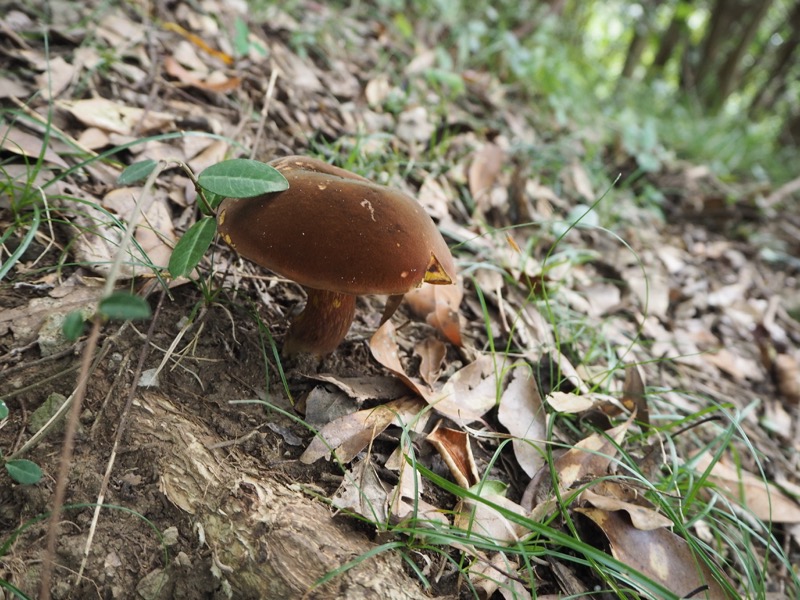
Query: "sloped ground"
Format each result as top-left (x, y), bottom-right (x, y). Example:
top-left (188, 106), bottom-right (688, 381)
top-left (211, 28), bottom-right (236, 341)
top-left (1, 1), bottom-right (799, 599)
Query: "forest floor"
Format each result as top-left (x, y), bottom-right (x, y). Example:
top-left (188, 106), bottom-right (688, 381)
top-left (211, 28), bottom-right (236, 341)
top-left (1, 1), bottom-right (800, 599)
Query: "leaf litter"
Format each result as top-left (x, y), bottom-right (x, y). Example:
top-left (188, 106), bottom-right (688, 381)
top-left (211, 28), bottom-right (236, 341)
top-left (0, 0), bottom-right (799, 598)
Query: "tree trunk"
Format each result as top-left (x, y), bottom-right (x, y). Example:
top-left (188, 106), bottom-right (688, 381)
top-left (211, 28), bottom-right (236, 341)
top-left (714, 0), bottom-right (774, 107)
top-left (691, 0), bottom-right (737, 96)
top-left (749, 0), bottom-right (800, 115)
top-left (649, 1), bottom-right (693, 76)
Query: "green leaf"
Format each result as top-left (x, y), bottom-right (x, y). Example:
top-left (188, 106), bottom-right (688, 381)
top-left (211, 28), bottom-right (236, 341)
top-left (197, 159), bottom-right (288, 198)
top-left (118, 160), bottom-right (158, 185)
top-left (233, 17), bottom-right (250, 56)
top-left (0, 400), bottom-right (8, 420)
top-left (6, 459), bottom-right (43, 485)
top-left (99, 292), bottom-right (151, 321)
top-left (62, 310), bottom-right (86, 341)
top-left (169, 216), bottom-right (217, 278)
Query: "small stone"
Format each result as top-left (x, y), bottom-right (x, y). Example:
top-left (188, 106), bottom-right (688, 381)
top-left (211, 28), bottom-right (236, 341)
top-left (29, 392), bottom-right (68, 434)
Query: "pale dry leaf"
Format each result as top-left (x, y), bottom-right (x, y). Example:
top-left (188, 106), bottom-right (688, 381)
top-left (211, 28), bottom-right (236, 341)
top-left (497, 366), bottom-right (546, 477)
top-left (331, 459), bottom-right (388, 524)
top-left (369, 320), bottom-right (428, 396)
top-left (37, 55), bottom-right (75, 99)
top-left (578, 508), bottom-right (734, 599)
top-left (468, 142), bottom-right (505, 210)
top-left (0, 75), bottom-right (29, 98)
top-left (426, 354), bottom-right (500, 426)
top-left (554, 417), bottom-right (631, 491)
top-left (60, 98), bottom-right (174, 135)
top-left (579, 488), bottom-right (672, 530)
top-left (774, 353), bottom-right (800, 405)
top-left (388, 442), bottom-right (448, 526)
top-left (546, 391), bottom-right (594, 414)
top-left (415, 336), bottom-right (447, 387)
top-left (404, 282), bottom-right (464, 346)
top-left (187, 139), bottom-right (230, 175)
top-left (693, 453), bottom-right (800, 523)
top-left (396, 105), bottom-right (434, 144)
top-left (365, 74), bottom-right (391, 108)
top-left (568, 160), bottom-right (594, 201)
top-left (299, 397), bottom-right (424, 464)
top-left (454, 489), bottom-right (530, 545)
top-left (417, 175), bottom-right (452, 222)
top-left (164, 56), bottom-right (241, 93)
top-left (102, 186), bottom-right (177, 271)
top-left (624, 263), bottom-right (670, 320)
top-left (76, 127), bottom-right (111, 150)
top-left (307, 374), bottom-right (410, 404)
top-left (0, 124), bottom-right (69, 168)
top-left (582, 282), bottom-right (622, 317)
top-left (470, 554), bottom-right (530, 600)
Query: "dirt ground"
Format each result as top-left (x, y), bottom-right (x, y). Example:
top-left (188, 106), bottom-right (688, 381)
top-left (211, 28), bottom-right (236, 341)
top-left (2, 1), bottom-right (800, 599)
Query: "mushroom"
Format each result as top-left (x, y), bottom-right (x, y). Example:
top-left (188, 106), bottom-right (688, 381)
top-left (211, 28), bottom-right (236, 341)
top-left (217, 156), bottom-right (456, 356)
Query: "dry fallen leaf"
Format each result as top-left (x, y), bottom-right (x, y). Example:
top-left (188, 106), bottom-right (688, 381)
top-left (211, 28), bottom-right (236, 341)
top-left (554, 418), bottom-right (632, 491)
top-left (693, 454), bottom-right (800, 523)
top-left (577, 508), bottom-right (734, 599)
top-left (332, 459), bottom-right (388, 524)
top-left (59, 97), bottom-right (174, 135)
top-left (404, 282), bottom-right (464, 346)
top-left (427, 421), bottom-right (479, 488)
top-left (454, 483), bottom-right (530, 545)
top-left (415, 336), bottom-right (447, 387)
top-left (497, 366), bottom-right (546, 478)
top-left (0, 124), bottom-right (70, 168)
top-left (468, 142), bottom-right (506, 210)
top-left (578, 488), bottom-right (672, 530)
top-left (369, 321), bottom-right (499, 425)
top-left (425, 354), bottom-right (500, 426)
top-left (300, 396), bottom-right (425, 464)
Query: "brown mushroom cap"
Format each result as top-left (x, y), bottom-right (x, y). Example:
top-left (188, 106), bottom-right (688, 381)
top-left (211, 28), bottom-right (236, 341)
top-left (217, 156), bottom-right (455, 295)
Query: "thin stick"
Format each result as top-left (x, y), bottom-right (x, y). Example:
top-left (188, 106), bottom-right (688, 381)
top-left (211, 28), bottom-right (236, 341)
top-left (76, 291), bottom-right (165, 584)
top-left (39, 162), bottom-right (167, 600)
top-left (250, 67), bottom-right (279, 159)
top-left (38, 316), bottom-right (102, 600)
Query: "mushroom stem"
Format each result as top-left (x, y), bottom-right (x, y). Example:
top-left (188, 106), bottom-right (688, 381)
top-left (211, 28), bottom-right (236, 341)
top-left (283, 289), bottom-right (357, 356)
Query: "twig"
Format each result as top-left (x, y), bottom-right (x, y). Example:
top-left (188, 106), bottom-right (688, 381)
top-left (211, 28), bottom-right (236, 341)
top-left (250, 67), bottom-right (279, 159)
top-left (76, 291), bottom-right (165, 584)
top-left (37, 316), bottom-right (102, 600)
top-left (39, 162), bottom-right (167, 600)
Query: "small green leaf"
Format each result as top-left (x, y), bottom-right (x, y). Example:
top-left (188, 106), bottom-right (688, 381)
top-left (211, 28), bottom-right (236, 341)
top-left (233, 17), bottom-right (250, 56)
top-left (62, 310), bottom-right (86, 341)
top-left (0, 400), bottom-right (8, 420)
top-left (118, 160), bottom-right (158, 185)
top-left (6, 459), bottom-right (43, 485)
top-left (169, 217), bottom-right (217, 278)
top-left (197, 159), bottom-right (288, 198)
top-left (99, 292), bottom-right (151, 321)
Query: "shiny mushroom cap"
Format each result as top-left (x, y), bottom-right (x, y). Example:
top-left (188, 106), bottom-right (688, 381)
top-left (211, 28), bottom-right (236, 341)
top-left (217, 156), bottom-right (455, 295)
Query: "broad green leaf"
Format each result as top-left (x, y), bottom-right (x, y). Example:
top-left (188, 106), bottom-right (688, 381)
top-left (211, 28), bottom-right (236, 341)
top-left (62, 310), bottom-right (86, 341)
top-left (6, 459), bottom-right (43, 485)
top-left (118, 160), bottom-right (158, 185)
top-left (0, 400), bottom-right (8, 420)
top-left (197, 159), bottom-right (288, 198)
top-left (169, 216), bottom-right (217, 278)
top-left (99, 292), bottom-right (151, 321)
